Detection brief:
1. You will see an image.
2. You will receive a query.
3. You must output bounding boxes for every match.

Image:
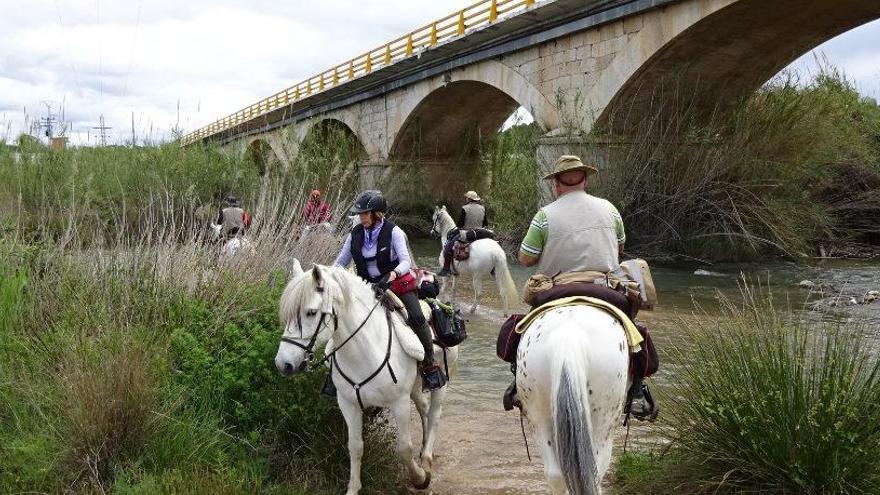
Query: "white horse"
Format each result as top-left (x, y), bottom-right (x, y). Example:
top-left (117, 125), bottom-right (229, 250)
top-left (210, 222), bottom-right (254, 262)
top-left (517, 306), bottom-right (630, 494)
top-left (275, 260), bottom-right (459, 495)
top-left (430, 205), bottom-right (519, 314)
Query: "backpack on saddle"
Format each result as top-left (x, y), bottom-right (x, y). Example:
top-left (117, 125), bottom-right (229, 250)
top-left (452, 228), bottom-right (496, 261)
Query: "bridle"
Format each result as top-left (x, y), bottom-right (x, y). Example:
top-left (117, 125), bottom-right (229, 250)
top-left (278, 288), bottom-right (399, 410)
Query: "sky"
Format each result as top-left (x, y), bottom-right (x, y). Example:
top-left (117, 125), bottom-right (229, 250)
top-left (0, 1), bottom-right (878, 146)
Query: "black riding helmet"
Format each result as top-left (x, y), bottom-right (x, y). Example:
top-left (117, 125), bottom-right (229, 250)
top-left (350, 190), bottom-right (387, 215)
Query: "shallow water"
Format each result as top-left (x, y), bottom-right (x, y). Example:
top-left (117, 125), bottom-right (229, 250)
top-left (406, 238), bottom-right (880, 494)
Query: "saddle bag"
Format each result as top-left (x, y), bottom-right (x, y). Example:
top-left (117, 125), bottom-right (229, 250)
top-left (390, 271), bottom-right (418, 296)
top-left (496, 314), bottom-right (526, 363)
top-left (453, 241), bottom-right (471, 261)
top-left (429, 300), bottom-right (467, 347)
top-left (416, 270), bottom-right (440, 299)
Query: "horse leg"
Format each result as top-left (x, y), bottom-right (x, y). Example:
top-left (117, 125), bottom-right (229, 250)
top-left (420, 385), bottom-right (447, 472)
top-left (389, 398), bottom-right (431, 490)
top-left (537, 421), bottom-right (567, 495)
top-left (338, 398), bottom-right (364, 495)
top-left (470, 273), bottom-right (482, 313)
top-left (410, 386), bottom-right (430, 458)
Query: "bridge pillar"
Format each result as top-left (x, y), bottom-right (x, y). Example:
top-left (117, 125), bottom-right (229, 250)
top-left (358, 160), bottom-right (391, 191)
top-left (535, 132), bottom-right (610, 202)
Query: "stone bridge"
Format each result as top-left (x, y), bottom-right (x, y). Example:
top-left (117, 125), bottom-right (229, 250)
top-left (184, 0), bottom-right (880, 200)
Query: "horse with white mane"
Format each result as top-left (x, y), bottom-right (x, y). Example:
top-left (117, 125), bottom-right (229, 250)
top-left (516, 305), bottom-right (630, 494)
top-left (430, 205), bottom-right (519, 314)
top-left (275, 259), bottom-right (458, 495)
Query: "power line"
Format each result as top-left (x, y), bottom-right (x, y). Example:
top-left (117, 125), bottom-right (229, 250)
top-left (122, 0), bottom-right (145, 98)
top-left (92, 114), bottom-right (112, 147)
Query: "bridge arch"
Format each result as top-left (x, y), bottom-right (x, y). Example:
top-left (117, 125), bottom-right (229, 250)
top-left (389, 60), bottom-right (558, 160)
top-left (245, 136), bottom-right (286, 176)
top-left (591, 0), bottom-right (880, 132)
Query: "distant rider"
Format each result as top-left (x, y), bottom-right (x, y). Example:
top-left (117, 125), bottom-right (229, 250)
top-left (303, 189), bottom-right (332, 225)
top-left (507, 155), bottom-right (657, 419)
top-left (438, 190), bottom-right (488, 277)
top-left (216, 195), bottom-right (251, 240)
top-left (330, 190), bottom-right (446, 395)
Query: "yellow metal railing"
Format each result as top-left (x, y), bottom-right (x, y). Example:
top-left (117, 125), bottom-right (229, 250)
top-left (181, 0), bottom-right (538, 145)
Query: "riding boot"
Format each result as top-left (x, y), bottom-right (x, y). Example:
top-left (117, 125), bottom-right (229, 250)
top-left (438, 252), bottom-right (453, 277)
top-left (414, 321), bottom-right (446, 391)
top-left (321, 372), bottom-right (337, 398)
top-left (628, 375), bottom-right (658, 420)
top-left (502, 363), bottom-right (521, 411)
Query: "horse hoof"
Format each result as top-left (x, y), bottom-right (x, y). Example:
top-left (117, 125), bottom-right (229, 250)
top-left (413, 471), bottom-right (431, 490)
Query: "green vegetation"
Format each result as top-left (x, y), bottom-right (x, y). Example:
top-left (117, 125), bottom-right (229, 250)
top-left (0, 136), bottom-right (401, 492)
top-left (476, 69), bottom-right (880, 260)
top-left (615, 285), bottom-right (880, 494)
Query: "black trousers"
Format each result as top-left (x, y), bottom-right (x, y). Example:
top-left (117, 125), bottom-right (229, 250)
top-left (397, 290), bottom-right (434, 365)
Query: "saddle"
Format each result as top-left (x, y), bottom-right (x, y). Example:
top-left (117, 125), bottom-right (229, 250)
top-left (452, 228), bottom-right (496, 262)
top-left (496, 284), bottom-right (644, 364)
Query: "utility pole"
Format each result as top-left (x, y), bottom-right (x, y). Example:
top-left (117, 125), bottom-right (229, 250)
top-left (92, 114), bottom-right (112, 147)
top-left (38, 101), bottom-right (57, 141)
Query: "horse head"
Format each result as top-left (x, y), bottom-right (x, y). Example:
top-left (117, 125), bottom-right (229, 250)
top-left (275, 261), bottom-right (342, 376)
top-left (430, 205), bottom-right (448, 238)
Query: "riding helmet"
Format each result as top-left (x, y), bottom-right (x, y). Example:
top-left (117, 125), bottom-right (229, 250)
top-left (224, 195), bottom-right (241, 207)
top-left (350, 190), bottom-right (387, 214)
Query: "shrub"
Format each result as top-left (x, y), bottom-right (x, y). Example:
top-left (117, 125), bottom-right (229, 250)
top-left (633, 284), bottom-right (880, 494)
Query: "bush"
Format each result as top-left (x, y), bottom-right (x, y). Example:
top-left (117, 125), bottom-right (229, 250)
top-left (628, 284), bottom-right (880, 494)
top-left (0, 243), bottom-right (402, 493)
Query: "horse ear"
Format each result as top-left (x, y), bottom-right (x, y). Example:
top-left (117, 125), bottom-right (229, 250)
top-left (312, 264), bottom-right (324, 287)
top-left (289, 258), bottom-right (304, 280)
top-left (441, 205), bottom-right (447, 211)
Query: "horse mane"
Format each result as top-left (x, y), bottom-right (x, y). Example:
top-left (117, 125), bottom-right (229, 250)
top-left (278, 265), bottom-right (373, 325)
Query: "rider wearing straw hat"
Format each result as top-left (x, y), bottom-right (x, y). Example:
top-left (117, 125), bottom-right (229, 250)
top-left (507, 155), bottom-right (657, 419)
top-left (330, 190), bottom-right (447, 395)
top-left (438, 190), bottom-right (489, 277)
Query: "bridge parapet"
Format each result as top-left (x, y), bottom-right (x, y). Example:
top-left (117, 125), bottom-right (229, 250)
top-left (181, 0), bottom-right (540, 145)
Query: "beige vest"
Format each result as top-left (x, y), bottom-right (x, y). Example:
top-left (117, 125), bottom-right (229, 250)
top-left (461, 202), bottom-right (485, 230)
top-left (537, 191), bottom-right (620, 276)
top-left (221, 207), bottom-right (245, 235)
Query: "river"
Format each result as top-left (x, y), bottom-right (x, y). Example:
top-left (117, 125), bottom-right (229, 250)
top-left (405, 238), bottom-right (880, 494)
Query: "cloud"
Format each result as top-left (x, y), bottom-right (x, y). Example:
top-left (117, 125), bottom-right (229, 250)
top-left (0, 1), bottom-right (877, 146)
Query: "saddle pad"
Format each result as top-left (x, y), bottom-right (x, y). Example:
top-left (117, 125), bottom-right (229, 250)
top-left (515, 296), bottom-right (643, 352)
top-left (381, 291), bottom-right (428, 361)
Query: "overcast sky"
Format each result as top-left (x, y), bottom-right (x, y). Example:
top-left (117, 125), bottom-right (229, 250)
top-left (1, 1), bottom-right (878, 146)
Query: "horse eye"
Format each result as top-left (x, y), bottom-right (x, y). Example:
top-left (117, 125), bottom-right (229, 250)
top-left (306, 309), bottom-right (318, 317)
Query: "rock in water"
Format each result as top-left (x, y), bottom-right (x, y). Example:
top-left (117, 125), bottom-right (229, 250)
top-left (798, 280), bottom-right (816, 289)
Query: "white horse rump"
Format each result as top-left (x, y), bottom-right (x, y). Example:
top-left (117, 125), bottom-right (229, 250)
top-left (517, 306), bottom-right (630, 494)
top-left (430, 205), bottom-right (519, 314)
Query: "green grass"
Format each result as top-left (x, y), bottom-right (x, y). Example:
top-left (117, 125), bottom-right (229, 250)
top-left (616, 284), bottom-right (880, 494)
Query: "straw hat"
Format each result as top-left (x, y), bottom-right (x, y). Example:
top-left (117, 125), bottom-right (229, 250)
top-left (464, 190), bottom-right (482, 202)
top-left (542, 155), bottom-right (599, 180)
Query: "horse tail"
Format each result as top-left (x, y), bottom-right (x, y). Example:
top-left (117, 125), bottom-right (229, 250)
top-left (492, 247), bottom-right (519, 312)
top-left (553, 342), bottom-right (600, 495)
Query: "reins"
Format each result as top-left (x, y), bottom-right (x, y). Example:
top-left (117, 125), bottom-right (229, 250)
top-left (280, 289), bottom-right (400, 411)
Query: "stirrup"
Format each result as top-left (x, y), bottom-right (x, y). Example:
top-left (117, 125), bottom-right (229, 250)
top-left (629, 384), bottom-right (659, 422)
top-left (420, 365), bottom-right (446, 391)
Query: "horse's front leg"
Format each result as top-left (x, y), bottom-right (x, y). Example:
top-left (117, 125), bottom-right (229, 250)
top-left (390, 398), bottom-right (431, 490)
top-left (338, 397), bottom-right (364, 495)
